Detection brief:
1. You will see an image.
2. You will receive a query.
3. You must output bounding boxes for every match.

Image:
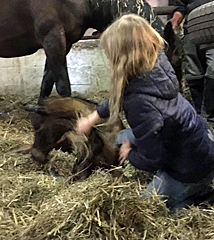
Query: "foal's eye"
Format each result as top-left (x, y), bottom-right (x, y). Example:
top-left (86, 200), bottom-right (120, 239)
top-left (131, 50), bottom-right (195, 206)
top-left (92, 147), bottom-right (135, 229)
top-left (33, 122), bottom-right (43, 132)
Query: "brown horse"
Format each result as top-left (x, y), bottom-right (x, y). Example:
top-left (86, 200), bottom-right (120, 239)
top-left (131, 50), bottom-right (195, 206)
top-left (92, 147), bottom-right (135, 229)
top-left (0, 0), bottom-right (164, 104)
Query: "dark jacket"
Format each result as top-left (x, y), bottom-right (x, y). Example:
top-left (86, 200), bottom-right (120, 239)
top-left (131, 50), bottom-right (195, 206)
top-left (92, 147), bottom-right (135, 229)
top-left (97, 52), bottom-right (214, 183)
top-left (174, 0), bottom-right (213, 32)
top-left (175, 0), bottom-right (213, 16)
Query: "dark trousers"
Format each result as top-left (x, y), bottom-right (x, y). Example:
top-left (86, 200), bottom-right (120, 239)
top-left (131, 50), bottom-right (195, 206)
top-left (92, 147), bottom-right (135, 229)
top-left (184, 35), bottom-right (214, 116)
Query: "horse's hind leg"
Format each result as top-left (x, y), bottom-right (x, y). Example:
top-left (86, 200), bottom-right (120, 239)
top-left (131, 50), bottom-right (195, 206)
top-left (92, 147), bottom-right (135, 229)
top-left (40, 26), bottom-right (71, 100)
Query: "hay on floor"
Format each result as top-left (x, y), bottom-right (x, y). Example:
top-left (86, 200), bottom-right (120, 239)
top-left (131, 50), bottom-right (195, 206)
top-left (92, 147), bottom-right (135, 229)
top-left (1, 93), bottom-right (214, 240)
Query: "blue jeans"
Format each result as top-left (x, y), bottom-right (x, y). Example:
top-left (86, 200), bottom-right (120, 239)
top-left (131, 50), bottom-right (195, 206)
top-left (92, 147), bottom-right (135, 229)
top-left (116, 128), bottom-right (135, 146)
top-left (142, 170), bottom-right (214, 211)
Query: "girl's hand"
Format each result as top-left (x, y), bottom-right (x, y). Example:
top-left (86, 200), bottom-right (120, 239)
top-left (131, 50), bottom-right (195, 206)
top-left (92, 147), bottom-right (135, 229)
top-left (75, 110), bottom-right (100, 134)
top-left (119, 139), bottom-right (131, 165)
top-left (76, 117), bottom-right (92, 134)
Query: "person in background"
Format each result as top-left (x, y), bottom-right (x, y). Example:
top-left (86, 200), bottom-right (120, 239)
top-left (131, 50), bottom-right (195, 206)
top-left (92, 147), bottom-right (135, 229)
top-left (172, 0), bottom-right (214, 121)
top-left (76, 14), bottom-right (214, 212)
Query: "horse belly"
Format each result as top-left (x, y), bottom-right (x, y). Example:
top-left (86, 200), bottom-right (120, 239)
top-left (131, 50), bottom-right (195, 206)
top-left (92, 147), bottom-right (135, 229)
top-left (0, 34), bottom-right (40, 58)
top-left (0, 0), bottom-right (38, 57)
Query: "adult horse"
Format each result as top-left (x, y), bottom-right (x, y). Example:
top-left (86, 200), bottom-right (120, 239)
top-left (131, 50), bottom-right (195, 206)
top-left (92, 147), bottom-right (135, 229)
top-left (0, 0), bottom-right (164, 104)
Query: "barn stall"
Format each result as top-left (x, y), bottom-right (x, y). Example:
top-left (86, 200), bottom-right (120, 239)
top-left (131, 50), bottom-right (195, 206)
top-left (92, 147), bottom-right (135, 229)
top-left (1, 2), bottom-right (214, 240)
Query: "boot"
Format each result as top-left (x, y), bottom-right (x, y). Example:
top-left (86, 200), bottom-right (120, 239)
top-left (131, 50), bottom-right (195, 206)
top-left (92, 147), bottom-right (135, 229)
top-left (204, 77), bottom-right (214, 121)
top-left (187, 78), bottom-right (204, 114)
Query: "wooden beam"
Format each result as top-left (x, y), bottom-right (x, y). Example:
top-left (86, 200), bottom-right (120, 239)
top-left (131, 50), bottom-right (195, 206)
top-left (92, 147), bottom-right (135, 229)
top-left (153, 6), bottom-right (176, 15)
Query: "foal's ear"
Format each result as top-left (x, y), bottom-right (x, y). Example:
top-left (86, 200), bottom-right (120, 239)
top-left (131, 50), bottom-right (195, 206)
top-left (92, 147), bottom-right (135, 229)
top-left (56, 132), bottom-right (71, 145)
top-left (23, 104), bottom-right (48, 115)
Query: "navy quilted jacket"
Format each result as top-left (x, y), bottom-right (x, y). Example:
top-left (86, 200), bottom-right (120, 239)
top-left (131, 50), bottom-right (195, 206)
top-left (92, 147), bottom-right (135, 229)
top-left (97, 52), bottom-right (214, 183)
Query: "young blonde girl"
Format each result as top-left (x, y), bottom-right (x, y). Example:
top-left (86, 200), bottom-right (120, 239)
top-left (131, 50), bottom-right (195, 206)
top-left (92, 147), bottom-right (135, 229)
top-left (76, 14), bottom-right (214, 211)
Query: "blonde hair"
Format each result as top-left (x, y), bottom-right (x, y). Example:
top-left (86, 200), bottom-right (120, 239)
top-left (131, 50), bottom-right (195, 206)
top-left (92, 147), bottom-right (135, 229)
top-left (100, 14), bottom-right (164, 123)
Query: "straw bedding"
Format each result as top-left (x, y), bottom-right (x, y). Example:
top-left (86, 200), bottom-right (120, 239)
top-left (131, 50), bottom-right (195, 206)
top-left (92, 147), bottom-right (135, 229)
top-left (1, 93), bottom-right (214, 240)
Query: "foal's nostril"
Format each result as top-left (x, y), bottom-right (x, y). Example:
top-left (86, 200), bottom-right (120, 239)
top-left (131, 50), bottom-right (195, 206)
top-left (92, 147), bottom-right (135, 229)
top-left (31, 148), bottom-right (49, 164)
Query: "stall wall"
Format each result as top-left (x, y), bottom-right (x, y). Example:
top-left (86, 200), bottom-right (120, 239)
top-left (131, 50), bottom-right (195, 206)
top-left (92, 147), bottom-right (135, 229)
top-left (147, 0), bottom-right (169, 22)
top-left (0, 40), bottom-right (111, 97)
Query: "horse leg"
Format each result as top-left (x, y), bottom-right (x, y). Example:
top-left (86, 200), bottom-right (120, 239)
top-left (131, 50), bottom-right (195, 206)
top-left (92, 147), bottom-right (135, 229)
top-left (38, 60), bottom-right (54, 105)
top-left (41, 26), bottom-right (71, 100)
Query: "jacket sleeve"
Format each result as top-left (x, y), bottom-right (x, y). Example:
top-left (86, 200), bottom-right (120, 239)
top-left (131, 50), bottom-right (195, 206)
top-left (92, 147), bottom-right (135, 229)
top-left (174, 0), bottom-right (188, 16)
top-left (125, 98), bottom-right (166, 172)
top-left (128, 132), bottom-right (167, 172)
top-left (96, 100), bottom-right (110, 118)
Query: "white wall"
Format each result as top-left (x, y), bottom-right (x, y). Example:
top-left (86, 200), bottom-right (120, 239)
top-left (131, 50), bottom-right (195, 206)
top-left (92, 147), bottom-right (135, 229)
top-left (147, 0), bottom-right (168, 7)
top-left (147, 0), bottom-right (169, 23)
top-left (0, 40), bottom-right (111, 97)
